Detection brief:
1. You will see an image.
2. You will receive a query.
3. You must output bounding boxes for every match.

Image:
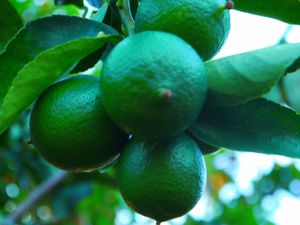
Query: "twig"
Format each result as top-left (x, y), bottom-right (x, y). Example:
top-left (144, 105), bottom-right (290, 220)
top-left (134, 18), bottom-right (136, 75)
top-left (116, 0), bottom-right (135, 36)
top-left (2, 171), bottom-right (69, 225)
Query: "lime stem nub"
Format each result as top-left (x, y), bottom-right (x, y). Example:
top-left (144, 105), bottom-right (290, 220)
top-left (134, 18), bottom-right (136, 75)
top-left (226, 0), bottom-right (234, 10)
top-left (216, 0), bottom-right (234, 15)
top-left (161, 88), bottom-right (172, 101)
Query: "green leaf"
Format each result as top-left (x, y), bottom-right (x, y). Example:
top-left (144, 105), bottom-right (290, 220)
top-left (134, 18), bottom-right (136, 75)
top-left (206, 43), bottom-right (300, 106)
top-left (283, 70), bottom-right (300, 112)
top-left (77, 183), bottom-right (120, 225)
top-left (70, 45), bottom-right (107, 73)
top-left (0, 15), bottom-right (121, 134)
top-left (233, 0), bottom-right (300, 25)
top-left (186, 130), bottom-right (220, 155)
top-left (287, 57), bottom-right (300, 74)
top-left (72, 3), bottom-right (116, 73)
top-left (0, 0), bottom-right (22, 52)
top-left (92, 2), bottom-right (109, 22)
top-left (189, 98), bottom-right (300, 158)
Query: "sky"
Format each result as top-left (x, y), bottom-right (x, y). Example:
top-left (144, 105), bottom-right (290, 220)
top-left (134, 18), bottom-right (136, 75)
top-left (216, 10), bottom-right (300, 58)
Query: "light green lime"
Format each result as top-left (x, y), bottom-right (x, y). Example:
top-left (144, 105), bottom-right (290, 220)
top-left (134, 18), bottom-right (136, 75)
top-left (100, 31), bottom-right (207, 140)
top-left (135, 0), bottom-right (231, 60)
top-left (117, 134), bottom-right (207, 222)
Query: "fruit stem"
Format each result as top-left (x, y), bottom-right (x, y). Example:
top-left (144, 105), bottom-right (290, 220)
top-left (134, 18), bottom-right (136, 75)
top-left (116, 0), bottom-right (135, 36)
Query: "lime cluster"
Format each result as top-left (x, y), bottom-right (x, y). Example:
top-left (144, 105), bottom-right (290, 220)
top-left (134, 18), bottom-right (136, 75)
top-left (29, 0), bottom-right (232, 223)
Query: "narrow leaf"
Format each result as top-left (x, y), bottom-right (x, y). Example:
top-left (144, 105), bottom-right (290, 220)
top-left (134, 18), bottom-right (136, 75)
top-left (92, 2), bottom-right (109, 22)
top-left (234, 0), bottom-right (300, 25)
top-left (189, 99), bottom-right (300, 158)
top-left (287, 57), bottom-right (300, 74)
top-left (206, 43), bottom-right (300, 106)
top-left (283, 70), bottom-right (300, 112)
top-left (0, 0), bottom-right (22, 51)
top-left (0, 15), bottom-right (120, 134)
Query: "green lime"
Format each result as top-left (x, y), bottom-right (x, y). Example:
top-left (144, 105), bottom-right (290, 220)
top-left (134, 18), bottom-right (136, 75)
top-left (135, 0), bottom-right (232, 60)
top-left (117, 134), bottom-right (207, 222)
top-left (30, 75), bottom-right (128, 172)
top-left (100, 31), bottom-right (207, 140)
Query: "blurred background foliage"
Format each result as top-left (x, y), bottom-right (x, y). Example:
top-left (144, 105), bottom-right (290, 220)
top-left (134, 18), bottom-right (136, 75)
top-left (9, 0), bottom-right (81, 23)
top-left (1, 0), bottom-right (300, 225)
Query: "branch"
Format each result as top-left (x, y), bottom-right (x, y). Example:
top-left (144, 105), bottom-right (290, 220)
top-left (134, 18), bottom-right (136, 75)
top-left (116, 0), bottom-right (135, 36)
top-left (2, 171), bottom-right (69, 225)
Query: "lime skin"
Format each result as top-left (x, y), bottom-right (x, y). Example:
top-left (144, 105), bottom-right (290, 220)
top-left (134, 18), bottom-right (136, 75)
top-left (117, 134), bottom-right (207, 222)
top-left (135, 0), bottom-right (231, 60)
top-left (100, 31), bottom-right (207, 140)
top-left (30, 75), bottom-right (128, 172)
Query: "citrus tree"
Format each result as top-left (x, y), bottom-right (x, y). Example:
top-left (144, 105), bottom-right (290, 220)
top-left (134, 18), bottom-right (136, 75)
top-left (0, 0), bottom-right (300, 224)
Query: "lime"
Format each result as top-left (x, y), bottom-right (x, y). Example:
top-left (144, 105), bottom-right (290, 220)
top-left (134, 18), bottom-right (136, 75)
top-left (135, 0), bottom-right (232, 60)
top-left (30, 75), bottom-right (128, 172)
top-left (117, 134), bottom-right (207, 222)
top-left (100, 31), bottom-right (207, 140)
